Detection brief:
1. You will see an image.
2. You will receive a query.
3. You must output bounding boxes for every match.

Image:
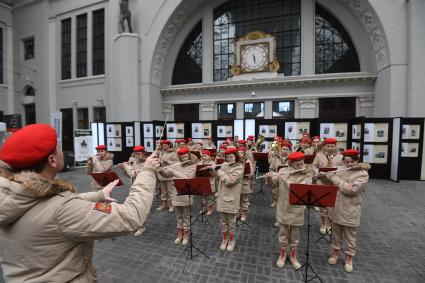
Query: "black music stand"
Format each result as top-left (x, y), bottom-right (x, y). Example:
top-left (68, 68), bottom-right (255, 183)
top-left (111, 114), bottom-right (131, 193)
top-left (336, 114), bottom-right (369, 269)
top-left (253, 152), bottom-right (269, 202)
top-left (289, 183), bottom-right (338, 283)
top-left (174, 177), bottom-right (211, 270)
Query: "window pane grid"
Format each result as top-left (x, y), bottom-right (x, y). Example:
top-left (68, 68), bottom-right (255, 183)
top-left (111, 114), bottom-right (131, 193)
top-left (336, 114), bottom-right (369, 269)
top-left (76, 14), bottom-right (87, 78)
top-left (92, 9), bottom-right (105, 75)
top-left (272, 100), bottom-right (295, 118)
top-left (61, 18), bottom-right (72, 80)
top-left (315, 4), bottom-right (360, 74)
top-left (218, 103), bottom-right (236, 119)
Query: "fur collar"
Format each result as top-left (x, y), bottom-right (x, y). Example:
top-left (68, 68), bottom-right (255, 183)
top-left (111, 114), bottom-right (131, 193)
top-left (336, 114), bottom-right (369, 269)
top-left (0, 170), bottom-right (78, 198)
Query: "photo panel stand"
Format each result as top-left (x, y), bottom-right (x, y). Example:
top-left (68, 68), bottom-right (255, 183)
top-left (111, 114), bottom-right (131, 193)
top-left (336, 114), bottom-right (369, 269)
top-left (289, 183), bottom-right (338, 283)
top-left (174, 177), bottom-right (211, 271)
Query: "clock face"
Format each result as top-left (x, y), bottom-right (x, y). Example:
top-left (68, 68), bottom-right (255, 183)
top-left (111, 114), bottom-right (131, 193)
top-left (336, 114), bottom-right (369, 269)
top-left (241, 44), bottom-right (268, 72)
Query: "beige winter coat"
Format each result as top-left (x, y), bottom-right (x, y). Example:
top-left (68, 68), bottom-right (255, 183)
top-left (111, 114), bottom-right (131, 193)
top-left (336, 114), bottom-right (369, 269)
top-left (159, 160), bottom-right (197, 206)
top-left (268, 155), bottom-right (288, 172)
top-left (87, 153), bottom-right (114, 190)
top-left (157, 149), bottom-right (178, 181)
top-left (327, 164), bottom-right (369, 227)
top-left (216, 162), bottom-right (244, 214)
top-left (0, 166), bottom-right (157, 283)
top-left (271, 166), bottom-right (313, 226)
top-left (123, 157), bottom-right (145, 183)
top-left (312, 151), bottom-right (343, 185)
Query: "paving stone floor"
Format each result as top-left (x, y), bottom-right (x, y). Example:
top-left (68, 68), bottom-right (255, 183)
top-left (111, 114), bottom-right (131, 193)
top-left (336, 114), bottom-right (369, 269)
top-left (1, 167), bottom-right (425, 283)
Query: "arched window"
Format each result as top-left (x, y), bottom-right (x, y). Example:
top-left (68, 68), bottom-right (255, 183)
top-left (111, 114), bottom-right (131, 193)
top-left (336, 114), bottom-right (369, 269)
top-left (213, 0), bottom-right (301, 81)
top-left (24, 86), bottom-right (35, 96)
top-left (172, 21), bottom-right (203, 85)
top-left (315, 4), bottom-right (360, 74)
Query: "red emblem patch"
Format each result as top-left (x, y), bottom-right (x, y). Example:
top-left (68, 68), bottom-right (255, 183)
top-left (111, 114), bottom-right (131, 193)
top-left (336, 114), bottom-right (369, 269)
top-left (94, 202), bottom-right (112, 214)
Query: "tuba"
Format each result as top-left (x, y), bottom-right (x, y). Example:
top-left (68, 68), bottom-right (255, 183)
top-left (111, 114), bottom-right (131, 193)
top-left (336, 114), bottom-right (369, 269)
top-left (255, 135), bottom-right (265, 152)
top-left (270, 140), bottom-right (281, 156)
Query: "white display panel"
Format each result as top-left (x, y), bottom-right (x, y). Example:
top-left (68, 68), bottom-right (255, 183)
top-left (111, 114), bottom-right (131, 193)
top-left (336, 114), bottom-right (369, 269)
top-left (234, 120), bottom-right (244, 140)
top-left (244, 119), bottom-right (256, 139)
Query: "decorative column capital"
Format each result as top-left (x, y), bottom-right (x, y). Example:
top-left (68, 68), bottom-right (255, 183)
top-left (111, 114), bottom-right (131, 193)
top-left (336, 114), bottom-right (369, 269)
top-left (298, 97), bottom-right (318, 109)
top-left (200, 103), bottom-right (215, 112)
top-left (359, 96), bottom-right (374, 108)
top-left (162, 103), bottom-right (173, 114)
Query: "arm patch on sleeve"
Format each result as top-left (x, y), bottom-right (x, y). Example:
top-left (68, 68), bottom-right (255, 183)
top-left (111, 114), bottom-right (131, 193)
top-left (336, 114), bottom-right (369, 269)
top-left (94, 202), bottom-right (112, 214)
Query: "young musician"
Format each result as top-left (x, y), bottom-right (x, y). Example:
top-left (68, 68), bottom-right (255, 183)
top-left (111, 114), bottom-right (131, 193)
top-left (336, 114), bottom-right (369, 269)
top-left (268, 152), bottom-right (313, 269)
top-left (320, 149), bottom-right (370, 273)
top-left (215, 145), bottom-right (227, 163)
top-left (268, 140), bottom-right (291, 209)
top-left (298, 136), bottom-right (315, 155)
top-left (86, 145), bottom-right (114, 191)
top-left (205, 137), bottom-right (216, 150)
top-left (198, 150), bottom-right (216, 215)
top-left (312, 137), bottom-right (344, 234)
top-left (118, 145), bottom-right (147, 236)
top-left (157, 140), bottom-right (178, 212)
top-left (215, 148), bottom-right (244, 252)
top-left (237, 146), bottom-right (254, 222)
top-left (158, 147), bottom-right (197, 246)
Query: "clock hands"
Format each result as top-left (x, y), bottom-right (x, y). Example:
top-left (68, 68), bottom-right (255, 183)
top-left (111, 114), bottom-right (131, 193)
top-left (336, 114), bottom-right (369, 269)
top-left (253, 54), bottom-right (256, 63)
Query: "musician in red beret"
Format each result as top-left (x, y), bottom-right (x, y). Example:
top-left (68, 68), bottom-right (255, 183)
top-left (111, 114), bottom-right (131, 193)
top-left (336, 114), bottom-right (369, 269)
top-left (297, 136), bottom-right (314, 155)
top-left (268, 151), bottom-right (312, 270)
top-left (157, 139), bottom-right (178, 212)
top-left (187, 138), bottom-right (196, 150)
top-left (158, 146), bottom-right (197, 246)
top-left (87, 144), bottom-right (114, 191)
top-left (319, 149), bottom-right (370, 273)
top-left (237, 146), bottom-right (254, 222)
top-left (0, 124), bottom-right (160, 281)
top-left (205, 137), bottom-right (216, 150)
top-left (312, 137), bottom-right (344, 235)
top-left (214, 147), bottom-right (244, 252)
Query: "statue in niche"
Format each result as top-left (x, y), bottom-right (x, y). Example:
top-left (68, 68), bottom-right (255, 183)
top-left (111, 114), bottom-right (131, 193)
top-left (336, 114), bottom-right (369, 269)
top-left (119, 0), bottom-right (133, 33)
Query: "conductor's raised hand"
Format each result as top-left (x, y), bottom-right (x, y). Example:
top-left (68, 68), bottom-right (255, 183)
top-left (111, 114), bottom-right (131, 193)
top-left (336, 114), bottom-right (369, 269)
top-left (102, 179), bottom-right (119, 202)
top-left (144, 152), bottom-right (160, 170)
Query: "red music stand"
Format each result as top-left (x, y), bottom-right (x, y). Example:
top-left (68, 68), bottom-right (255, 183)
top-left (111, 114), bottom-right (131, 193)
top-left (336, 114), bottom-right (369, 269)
top-left (289, 183), bottom-right (338, 283)
top-left (253, 152), bottom-right (268, 161)
top-left (304, 155), bottom-right (315, 164)
top-left (91, 172), bottom-right (124, 186)
top-left (173, 177), bottom-right (211, 266)
top-left (243, 162), bottom-right (251, 176)
top-left (196, 164), bottom-right (212, 177)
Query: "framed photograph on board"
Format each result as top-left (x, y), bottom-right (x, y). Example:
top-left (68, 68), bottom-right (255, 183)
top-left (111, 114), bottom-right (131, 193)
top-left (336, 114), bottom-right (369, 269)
top-left (106, 124), bottom-right (121, 138)
top-left (285, 122), bottom-right (298, 140)
top-left (155, 126), bottom-right (164, 138)
top-left (373, 144), bottom-right (388, 164)
top-left (126, 136), bottom-right (134, 147)
top-left (373, 123), bottom-right (389, 142)
top-left (125, 126), bottom-right (134, 137)
top-left (144, 124), bottom-right (154, 138)
top-left (320, 123), bottom-right (335, 139)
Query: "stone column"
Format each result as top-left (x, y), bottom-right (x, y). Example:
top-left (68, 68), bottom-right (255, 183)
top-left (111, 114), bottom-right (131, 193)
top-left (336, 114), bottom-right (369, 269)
top-left (301, 0), bottom-right (315, 76)
top-left (202, 9), bottom-right (214, 83)
top-left (358, 96), bottom-right (374, 117)
top-left (111, 33), bottom-right (141, 122)
top-left (48, 18), bottom-right (57, 115)
top-left (298, 97), bottom-right (318, 118)
top-left (6, 26), bottom-right (14, 114)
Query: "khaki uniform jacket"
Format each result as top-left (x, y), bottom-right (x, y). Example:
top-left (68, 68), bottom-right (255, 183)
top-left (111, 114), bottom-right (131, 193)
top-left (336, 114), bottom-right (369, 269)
top-left (123, 158), bottom-right (145, 183)
top-left (198, 160), bottom-right (216, 193)
top-left (271, 166), bottom-right (312, 226)
top-left (327, 165), bottom-right (369, 227)
top-left (312, 151), bottom-right (343, 185)
top-left (0, 167), bottom-right (157, 283)
top-left (87, 153), bottom-right (114, 190)
top-left (241, 159), bottom-right (254, 194)
top-left (205, 144), bottom-right (216, 150)
top-left (216, 162), bottom-right (244, 214)
top-left (269, 155), bottom-right (288, 172)
top-left (159, 161), bottom-right (197, 206)
top-left (157, 149), bottom-right (178, 182)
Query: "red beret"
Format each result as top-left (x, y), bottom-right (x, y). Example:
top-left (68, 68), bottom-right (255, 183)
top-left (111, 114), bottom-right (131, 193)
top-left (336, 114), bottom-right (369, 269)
top-left (343, 149), bottom-right (360, 157)
top-left (96, 145), bottom-right (107, 150)
top-left (274, 135), bottom-right (281, 141)
top-left (208, 137), bottom-right (212, 140)
top-left (202, 150), bottom-right (211, 156)
top-left (0, 124), bottom-right (57, 169)
top-left (280, 140), bottom-right (292, 148)
top-left (177, 147), bottom-right (190, 155)
top-left (237, 146), bottom-right (246, 151)
top-left (133, 146), bottom-right (145, 152)
top-left (238, 140), bottom-right (247, 144)
top-left (224, 147), bottom-right (238, 155)
top-left (247, 135), bottom-right (255, 141)
top-left (312, 136), bottom-right (320, 141)
top-left (196, 141), bottom-right (203, 145)
top-left (219, 145), bottom-right (227, 150)
top-left (324, 138), bottom-right (337, 144)
top-left (160, 140), bottom-right (171, 145)
top-left (222, 141), bottom-right (228, 145)
top-left (187, 138), bottom-right (192, 141)
top-left (226, 137), bottom-right (233, 141)
top-left (300, 137), bottom-right (311, 143)
top-left (288, 152), bottom-right (305, 161)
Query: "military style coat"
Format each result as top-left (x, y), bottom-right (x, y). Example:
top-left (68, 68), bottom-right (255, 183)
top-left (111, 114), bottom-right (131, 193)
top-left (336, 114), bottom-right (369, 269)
top-left (123, 157), bottom-right (145, 183)
top-left (271, 166), bottom-right (313, 226)
top-left (87, 153), bottom-right (114, 190)
top-left (327, 164), bottom-right (369, 227)
top-left (215, 162), bottom-right (244, 214)
top-left (0, 166), bottom-right (157, 283)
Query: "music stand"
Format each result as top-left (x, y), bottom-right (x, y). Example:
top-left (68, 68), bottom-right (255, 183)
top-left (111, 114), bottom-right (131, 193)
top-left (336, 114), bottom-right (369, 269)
top-left (194, 165), bottom-right (213, 224)
top-left (174, 177), bottom-right (211, 270)
top-left (91, 172), bottom-right (124, 186)
top-left (253, 152), bottom-right (269, 202)
top-left (289, 183), bottom-right (338, 283)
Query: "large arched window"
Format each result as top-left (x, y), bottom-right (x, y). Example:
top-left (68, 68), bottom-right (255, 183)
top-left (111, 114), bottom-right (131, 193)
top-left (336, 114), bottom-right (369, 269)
top-left (172, 21), bottom-right (203, 85)
top-left (315, 4), bottom-right (360, 74)
top-left (213, 0), bottom-right (301, 81)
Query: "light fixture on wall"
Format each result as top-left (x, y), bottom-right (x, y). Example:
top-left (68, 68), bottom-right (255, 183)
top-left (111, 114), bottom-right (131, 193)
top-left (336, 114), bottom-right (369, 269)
top-left (70, 100), bottom-right (77, 107)
top-left (251, 90), bottom-right (255, 97)
top-left (96, 98), bottom-right (104, 106)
